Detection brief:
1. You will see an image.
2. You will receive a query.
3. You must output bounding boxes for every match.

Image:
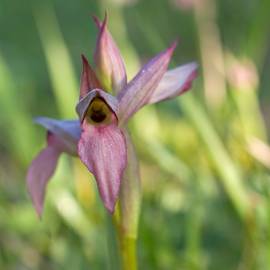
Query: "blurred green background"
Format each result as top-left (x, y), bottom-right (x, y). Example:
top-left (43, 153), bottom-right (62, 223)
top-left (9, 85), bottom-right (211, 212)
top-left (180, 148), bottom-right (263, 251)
top-left (1, 0), bottom-right (270, 269)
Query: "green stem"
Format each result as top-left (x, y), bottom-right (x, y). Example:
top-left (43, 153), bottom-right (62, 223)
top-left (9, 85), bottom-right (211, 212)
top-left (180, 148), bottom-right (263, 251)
top-left (119, 235), bottom-right (138, 270)
top-left (106, 214), bottom-right (121, 270)
top-left (106, 212), bottom-right (138, 270)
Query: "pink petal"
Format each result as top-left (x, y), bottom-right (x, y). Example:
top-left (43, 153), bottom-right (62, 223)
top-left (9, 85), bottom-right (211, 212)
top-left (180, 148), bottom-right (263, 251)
top-left (94, 14), bottom-right (127, 93)
top-left (78, 115), bottom-right (127, 213)
top-left (80, 55), bottom-right (101, 99)
top-left (76, 89), bottom-right (119, 122)
top-left (35, 117), bottom-right (80, 155)
top-left (148, 62), bottom-right (198, 104)
top-left (27, 133), bottom-right (63, 217)
top-left (117, 42), bottom-right (177, 125)
top-left (27, 119), bottom-right (80, 217)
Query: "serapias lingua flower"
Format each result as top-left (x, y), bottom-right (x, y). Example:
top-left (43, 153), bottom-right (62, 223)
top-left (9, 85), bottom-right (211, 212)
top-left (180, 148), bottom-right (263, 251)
top-left (27, 15), bottom-right (198, 216)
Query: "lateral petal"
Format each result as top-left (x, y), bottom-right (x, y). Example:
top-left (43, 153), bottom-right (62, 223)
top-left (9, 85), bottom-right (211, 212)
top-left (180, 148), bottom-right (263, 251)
top-left (117, 42), bottom-right (177, 126)
top-left (148, 62), bottom-right (198, 104)
top-left (27, 133), bottom-right (63, 217)
top-left (94, 15), bottom-right (127, 93)
top-left (34, 117), bottom-right (80, 155)
top-left (78, 117), bottom-right (127, 213)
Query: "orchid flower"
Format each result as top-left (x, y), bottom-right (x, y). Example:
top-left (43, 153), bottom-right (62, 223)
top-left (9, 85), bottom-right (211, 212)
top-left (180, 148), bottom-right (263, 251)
top-left (27, 15), bottom-right (197, 217)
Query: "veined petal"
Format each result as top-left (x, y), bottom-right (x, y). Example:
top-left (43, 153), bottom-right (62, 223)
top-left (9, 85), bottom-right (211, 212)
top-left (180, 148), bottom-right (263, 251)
top-left (117, 42), bottom-right (177, 126)
top-left (80, 55), bottom-right (101, 98)
top-left (27, 133), bottom-right (65, 217)
top-left (78, 116), bottom-right (127, 213)
top-left (94, 15), bottom-right (127, 93)
top-left (35, 117), bottom-right (80, 155)
top-left (148, 62), bottom-right (198, 104)
top-left (76, 88), bottom-right (119, 122)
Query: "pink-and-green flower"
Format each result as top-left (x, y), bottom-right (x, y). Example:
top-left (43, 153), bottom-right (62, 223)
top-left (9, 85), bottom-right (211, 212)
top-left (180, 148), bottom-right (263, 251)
top-left (27, 15), bottom-right (198, 217)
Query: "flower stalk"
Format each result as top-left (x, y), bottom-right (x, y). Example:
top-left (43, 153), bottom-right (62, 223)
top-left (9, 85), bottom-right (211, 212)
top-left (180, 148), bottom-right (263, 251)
top-left (119, 233), bottom-right (137, 270)
top-left (107, 210), bottom-right (138, 270)
top-left (106, 213), bottom-right (122, 270)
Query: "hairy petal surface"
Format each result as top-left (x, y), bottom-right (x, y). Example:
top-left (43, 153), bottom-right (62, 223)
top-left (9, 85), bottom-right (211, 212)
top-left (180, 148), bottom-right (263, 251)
top-left (27, 134), bottom-right (65, 217)
top-left (94, 15), bottom-right (127, 93)
top-left (78, 116), bottom-right (127, 213)
top-left (117, 42), bottom-right (177, 125)
top-left (34, 117), bottom-right (80, 155)
top-left (148, 62), bottom-right (198, 104)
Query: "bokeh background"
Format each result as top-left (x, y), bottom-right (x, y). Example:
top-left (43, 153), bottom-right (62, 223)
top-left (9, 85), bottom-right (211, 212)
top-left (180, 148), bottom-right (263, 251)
top-left (1, 0), bottom-right (270, 269)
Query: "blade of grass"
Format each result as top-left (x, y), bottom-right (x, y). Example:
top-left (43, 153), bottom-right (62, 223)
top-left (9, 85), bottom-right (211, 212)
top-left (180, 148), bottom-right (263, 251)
top-left (33, 3), bottom-right (78, 118)
top-left (245, 0), bottom-right (270, 65)
top-left (179, 93), bottom-right (250, 219)
top-left (0, 53), bottom-right (38, 164)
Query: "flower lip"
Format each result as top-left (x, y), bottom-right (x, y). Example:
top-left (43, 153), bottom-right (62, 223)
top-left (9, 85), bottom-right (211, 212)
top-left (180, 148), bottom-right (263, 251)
top-left (76, 88), bottom-right (119, 122)
top-left (78, 114), bottom-right (127, 213)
